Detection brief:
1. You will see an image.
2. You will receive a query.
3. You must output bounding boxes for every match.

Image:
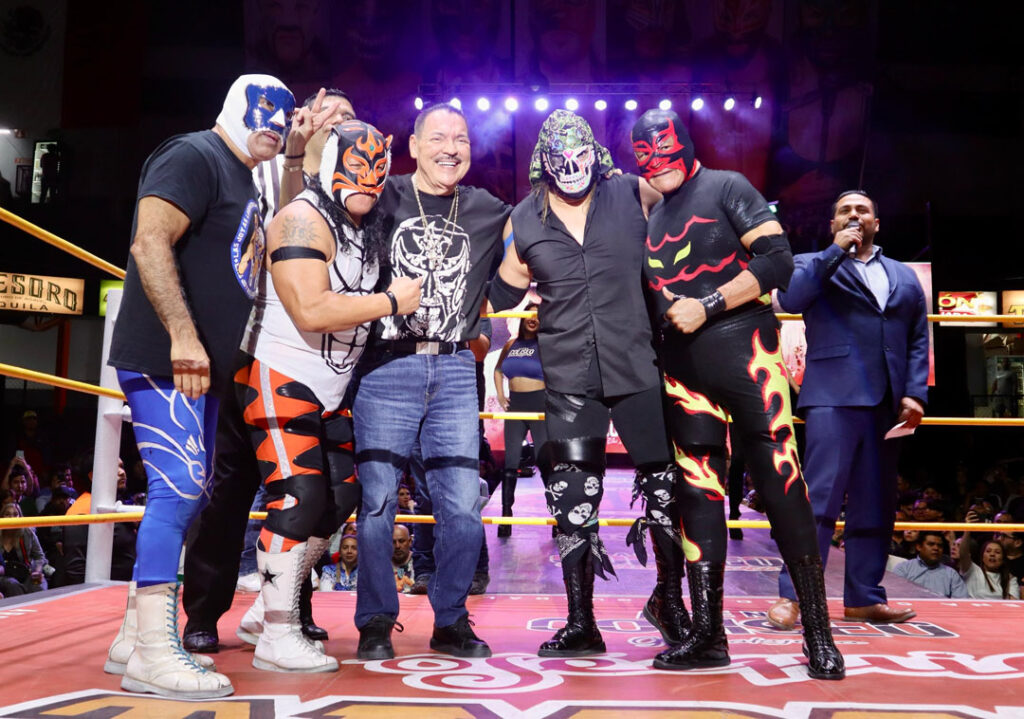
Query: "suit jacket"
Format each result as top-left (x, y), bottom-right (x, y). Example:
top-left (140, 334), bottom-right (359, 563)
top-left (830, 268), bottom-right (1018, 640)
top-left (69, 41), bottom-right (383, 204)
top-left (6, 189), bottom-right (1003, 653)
top-left (778, 243), bottom-right (929, 414)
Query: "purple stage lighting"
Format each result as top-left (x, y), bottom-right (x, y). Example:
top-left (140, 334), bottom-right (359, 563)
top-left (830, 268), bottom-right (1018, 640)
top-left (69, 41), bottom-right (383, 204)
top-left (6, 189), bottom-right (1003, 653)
top-left (476, 97), bottom-right (491, 111)
top-left (594, 99), bottom-right (607, 111)
top-left (565, 97), bottom-right (579, 111)
top-left (504, 97), bottom-right (519, 112)
top-left (658, 99), bottom-right (672, 110)
top-left (723, 97), bottom-right (736, 111)
top-left (691, 97), bottom-right (704, 111)
top-left (624, 99), bottom-right (638, 111)
top-left (534, 97), bottom-right (549, 112)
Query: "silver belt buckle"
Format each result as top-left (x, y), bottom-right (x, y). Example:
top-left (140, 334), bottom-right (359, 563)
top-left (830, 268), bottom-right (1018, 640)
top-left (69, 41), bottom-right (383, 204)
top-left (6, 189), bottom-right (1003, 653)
top-left (416, 341), bottom-right (440, 355)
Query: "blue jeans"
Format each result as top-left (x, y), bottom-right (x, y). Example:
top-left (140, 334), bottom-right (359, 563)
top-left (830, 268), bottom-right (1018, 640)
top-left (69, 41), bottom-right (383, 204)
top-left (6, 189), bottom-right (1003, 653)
top-left (409, 437), bottom-right (489, 579)
top-left (353, 350), bottom-right (483, 628)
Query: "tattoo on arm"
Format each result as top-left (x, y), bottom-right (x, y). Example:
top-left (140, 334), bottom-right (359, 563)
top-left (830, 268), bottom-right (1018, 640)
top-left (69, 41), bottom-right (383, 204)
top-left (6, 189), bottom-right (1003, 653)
top-left (279, 214), bottom-right (319, 248)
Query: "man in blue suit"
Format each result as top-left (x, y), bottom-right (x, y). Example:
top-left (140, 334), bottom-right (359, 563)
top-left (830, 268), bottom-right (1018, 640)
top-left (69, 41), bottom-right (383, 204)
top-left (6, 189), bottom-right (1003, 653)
top-left (768, 190), bottom-right (929, 627)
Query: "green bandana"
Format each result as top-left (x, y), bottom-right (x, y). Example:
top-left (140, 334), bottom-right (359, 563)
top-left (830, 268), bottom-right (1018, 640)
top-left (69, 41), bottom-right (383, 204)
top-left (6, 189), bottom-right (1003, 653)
top-left (528, 110), bottom-right (615, 191)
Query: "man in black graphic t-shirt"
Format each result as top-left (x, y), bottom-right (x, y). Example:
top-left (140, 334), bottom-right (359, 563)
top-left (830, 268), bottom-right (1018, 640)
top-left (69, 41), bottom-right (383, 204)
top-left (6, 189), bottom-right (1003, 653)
top-left (352, 104), bottom-right (510, 661)
top-left (105, 74), bottom-right (295, 700)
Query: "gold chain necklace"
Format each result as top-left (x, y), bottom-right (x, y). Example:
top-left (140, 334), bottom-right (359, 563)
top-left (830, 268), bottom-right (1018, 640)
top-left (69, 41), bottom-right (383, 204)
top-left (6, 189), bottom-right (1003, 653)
top-left (412, 175), bottom-right (459, 272)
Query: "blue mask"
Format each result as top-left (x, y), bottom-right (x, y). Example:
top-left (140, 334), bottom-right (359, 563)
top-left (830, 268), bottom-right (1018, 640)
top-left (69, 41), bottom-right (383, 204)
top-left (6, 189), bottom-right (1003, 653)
top-left (216, 74), bottom-right (294, 160)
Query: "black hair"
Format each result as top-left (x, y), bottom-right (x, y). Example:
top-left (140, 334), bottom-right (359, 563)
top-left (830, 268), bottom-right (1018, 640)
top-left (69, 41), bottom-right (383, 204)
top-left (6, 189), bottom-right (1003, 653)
top-left (517, 302), bottom-right (540, 340)
top-left (302, 88), bottom-right (353, 112)
top-left (305, 181), bottom-right (390, 272)
top-left (916, 530), bottom-right (945, 545)
top-left (831, 190), bottom-right (878, 218)
top-left (413, 103), bottom-right (467, 137)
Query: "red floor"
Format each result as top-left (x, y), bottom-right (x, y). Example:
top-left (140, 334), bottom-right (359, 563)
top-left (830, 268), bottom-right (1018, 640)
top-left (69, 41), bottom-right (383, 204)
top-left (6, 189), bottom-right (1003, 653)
top-left (2, 585), bottom-right (1023, 718)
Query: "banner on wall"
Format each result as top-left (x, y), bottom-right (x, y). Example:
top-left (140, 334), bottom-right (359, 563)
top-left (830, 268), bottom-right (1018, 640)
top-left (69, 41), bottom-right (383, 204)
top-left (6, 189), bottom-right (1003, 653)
top-left (1001, 290), bottom-right (1024, 328)
top-left (0, 272), bottom-right (83, 315)
top-left (937, 291), bottom-right (997, 327)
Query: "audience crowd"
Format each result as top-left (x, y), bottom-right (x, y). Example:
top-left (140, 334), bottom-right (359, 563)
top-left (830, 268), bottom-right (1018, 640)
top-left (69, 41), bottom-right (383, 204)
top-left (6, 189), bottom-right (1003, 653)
top-left (3, 407), bottom-right (1023, 603)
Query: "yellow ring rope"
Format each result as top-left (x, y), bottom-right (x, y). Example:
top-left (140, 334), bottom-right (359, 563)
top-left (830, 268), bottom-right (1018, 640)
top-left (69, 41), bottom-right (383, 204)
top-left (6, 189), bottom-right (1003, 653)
top-left (2, 512), bottom-right (1021, 533)
top-left (0, 207), bottom-right (126, 279)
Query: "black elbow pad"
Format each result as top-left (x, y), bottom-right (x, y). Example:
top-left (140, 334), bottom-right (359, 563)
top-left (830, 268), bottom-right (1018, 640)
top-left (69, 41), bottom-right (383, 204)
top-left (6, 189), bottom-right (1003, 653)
top-left (488, 273), bottom-right (529, 312)
top-left (746, 233), bottom-right (794, 293)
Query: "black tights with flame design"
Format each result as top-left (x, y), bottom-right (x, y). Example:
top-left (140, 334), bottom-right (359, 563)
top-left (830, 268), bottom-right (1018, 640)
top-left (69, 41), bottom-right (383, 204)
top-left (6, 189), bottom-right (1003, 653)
top-left (661, 308), bottom-right (818, 564)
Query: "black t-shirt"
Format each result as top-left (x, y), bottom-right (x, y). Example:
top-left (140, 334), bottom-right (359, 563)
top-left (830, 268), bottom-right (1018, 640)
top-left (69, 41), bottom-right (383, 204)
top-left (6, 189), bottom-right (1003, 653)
top-left (374, 174), bottom-right (510, 343)
top-left (644, 167), bottom-right (776, 326)
top-left (511, 174), bottom-right (660, 397)
top-left (109, 131), bottom-right (263, 397)
top-left (1006, 553), bottom-right (1024, 583)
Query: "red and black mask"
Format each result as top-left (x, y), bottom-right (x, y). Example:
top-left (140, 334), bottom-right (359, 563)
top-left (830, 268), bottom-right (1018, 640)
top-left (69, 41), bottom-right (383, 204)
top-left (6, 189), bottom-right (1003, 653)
top-left (631, 109), bottom-right (696, 182)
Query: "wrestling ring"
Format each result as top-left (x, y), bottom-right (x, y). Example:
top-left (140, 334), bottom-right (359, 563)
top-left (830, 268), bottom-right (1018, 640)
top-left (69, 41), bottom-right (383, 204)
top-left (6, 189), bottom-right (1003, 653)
top-left (2, 206), bottom-right (1023, 718)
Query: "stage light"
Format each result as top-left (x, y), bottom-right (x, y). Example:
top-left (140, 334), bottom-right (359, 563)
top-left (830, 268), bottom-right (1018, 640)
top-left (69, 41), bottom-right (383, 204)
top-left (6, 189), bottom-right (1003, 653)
top-left (658, 99), bottom-right (672, 110)
top-left (476, 97), bottom-right (491, 111)
top-left (504, 97), bottom-right (519, 112)
top-left (449, 97), bottom-right (462, 110)
top-left (754, 96), bottom-right (763, 109)
top-left (414, 97), bottom-right (424, 110)
top-left (691, 97), bottom-right (704, 111)
top-left (594, 99), bottom-right (607, 111)
top-left (565, 97), bottom-right (579, 111)
top-left (724, 97), bottom-right (736, 111)
top-left (624, 99), bottom-right (638, 111)
top-left (534, 97), bottom-right (549, 111)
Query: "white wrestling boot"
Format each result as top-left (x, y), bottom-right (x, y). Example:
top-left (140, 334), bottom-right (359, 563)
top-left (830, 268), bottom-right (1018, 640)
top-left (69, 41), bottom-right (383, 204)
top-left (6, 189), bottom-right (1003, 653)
top-left (252, 543), bottom-right (338, 673)
top-left (120, 582), bottom-right (233, 699)
top-left (105, 581), bottom-right (216, 675)
top-left (238, 537), bottom-right (328, 650)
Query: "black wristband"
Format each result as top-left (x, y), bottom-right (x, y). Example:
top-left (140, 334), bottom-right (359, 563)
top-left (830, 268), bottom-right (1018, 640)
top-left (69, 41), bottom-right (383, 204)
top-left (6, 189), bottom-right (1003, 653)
top-left (699, 290), bottom-right (726, 318)
top-left (284, 152), bottom-right (305, 160)
top-left (384, 290), bottom-right (399, 316)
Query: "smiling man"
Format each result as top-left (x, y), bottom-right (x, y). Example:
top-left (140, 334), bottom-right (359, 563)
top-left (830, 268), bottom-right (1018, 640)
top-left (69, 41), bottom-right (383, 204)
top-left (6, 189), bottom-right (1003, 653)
top-left (350, 103), bottom-right (511, 661)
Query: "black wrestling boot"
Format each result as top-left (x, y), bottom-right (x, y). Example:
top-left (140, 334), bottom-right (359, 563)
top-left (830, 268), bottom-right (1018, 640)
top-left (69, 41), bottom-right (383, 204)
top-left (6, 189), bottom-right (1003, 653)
top-left (642, 529), bottom-right (691, 646)
top-left (788, 554), bottom-right (845, 680)
top-left (299, 575), bottom-right (329, 642)
top-left (497, 469), bottom-right (518, 538)
top-left (182, 624), bottom-right (219, 653)
top-left (539, 559), bottom-right (606, 657)
top-left (653, 561), bottom-right (729, 670)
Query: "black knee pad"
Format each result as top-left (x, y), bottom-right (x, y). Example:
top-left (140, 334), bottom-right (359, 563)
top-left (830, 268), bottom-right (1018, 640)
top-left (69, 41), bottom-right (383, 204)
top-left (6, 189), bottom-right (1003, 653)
top-left (538, 436), bottom-right (607, 477)
top-left (264, 473), bottom-right (331, 542)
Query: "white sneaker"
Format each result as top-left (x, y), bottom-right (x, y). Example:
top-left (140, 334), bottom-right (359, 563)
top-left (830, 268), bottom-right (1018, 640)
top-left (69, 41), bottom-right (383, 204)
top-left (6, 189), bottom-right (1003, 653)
top-left (252, 544), bottom-right (337, 673)
top-left (236, 572), bottom-right (261, 593)
top-left (105, 581), bottom-right (216, 675)
top-left (120, 582), bottom-right (233, 699)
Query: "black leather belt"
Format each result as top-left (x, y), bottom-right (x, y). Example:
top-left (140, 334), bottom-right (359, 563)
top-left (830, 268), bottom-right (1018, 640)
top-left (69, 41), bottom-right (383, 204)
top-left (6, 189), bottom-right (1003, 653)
top-left (385, 339), bottom-right (469, 356)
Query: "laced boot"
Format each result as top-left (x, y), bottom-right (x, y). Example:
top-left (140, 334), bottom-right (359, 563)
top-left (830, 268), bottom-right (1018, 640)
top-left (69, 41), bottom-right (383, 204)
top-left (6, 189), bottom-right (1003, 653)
top-left (653, 561), bottom-right (729, 670)
top-left (788, 554), bottom-right (845, 680)
top-left (237, 584), bottom-right (323, 650)
top-left (497, 469), bottom-right (518, 538)
top-left (299, 537), bottom-right (329, 641)
top-left (106, 581), bottom-right (216, 675)
top-left (120, 582), bottom-right (233, 698)
top-left (642, 529), bottom-right (691, 646)
top-left (252, 544), bottom-right (338, 672)
top-left (538, 558), bottom-right (606, 657)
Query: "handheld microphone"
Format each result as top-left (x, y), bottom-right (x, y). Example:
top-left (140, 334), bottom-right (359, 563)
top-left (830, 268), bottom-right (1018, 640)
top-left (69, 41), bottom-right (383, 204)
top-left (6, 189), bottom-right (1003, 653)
top-left (847, 218), bottom-right (860, 230)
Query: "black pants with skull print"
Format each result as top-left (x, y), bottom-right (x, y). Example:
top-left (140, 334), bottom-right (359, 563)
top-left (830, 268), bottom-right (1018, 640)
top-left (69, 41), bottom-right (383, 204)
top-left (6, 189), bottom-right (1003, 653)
top-left (543, 382), bottom-right (679, 575)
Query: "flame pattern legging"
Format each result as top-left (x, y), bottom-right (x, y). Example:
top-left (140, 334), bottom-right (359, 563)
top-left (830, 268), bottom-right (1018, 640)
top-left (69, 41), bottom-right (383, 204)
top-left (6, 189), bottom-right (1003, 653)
top-left (660, 307), bottom-right (819, 565)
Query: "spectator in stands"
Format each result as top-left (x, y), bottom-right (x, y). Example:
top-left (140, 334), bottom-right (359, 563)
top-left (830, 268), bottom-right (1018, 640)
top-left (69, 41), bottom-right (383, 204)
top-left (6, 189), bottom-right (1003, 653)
top-left (955, 533), bottom-right (1014, 600)
top-left (912, 497), bottom-right (948, 524)
top-left (0, 502), bottom-right (48, 593)
top-left (3, 456), bottom-right (40, 517)
top-left (995, 529), bottom-right (1024, 583)
top-left (9, 410), bottom-right (50, 478)
top-left (62, 459), bottom-right (138, 584)
top-left (320, 535), bottom-right (358, 591)
top-left (397, 483), bottom-right (416, 513)
top-left (35, 463), bottom-right (74, 513)
top-left (1003, 477), bottom-right (1024, 519)
top-left (892, 531), bottom-right (967, 598)
top-left (392, 524), bottom-right (414, 593)
top-left (36, 486), bottom-right (75, 587)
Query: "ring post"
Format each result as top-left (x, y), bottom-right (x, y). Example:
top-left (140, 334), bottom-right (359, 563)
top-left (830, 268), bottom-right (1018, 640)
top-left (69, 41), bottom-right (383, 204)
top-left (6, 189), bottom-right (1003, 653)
top-left (85, 289), bottom-right (125, 582)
